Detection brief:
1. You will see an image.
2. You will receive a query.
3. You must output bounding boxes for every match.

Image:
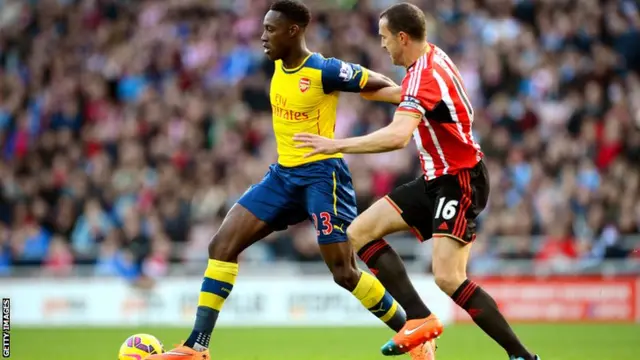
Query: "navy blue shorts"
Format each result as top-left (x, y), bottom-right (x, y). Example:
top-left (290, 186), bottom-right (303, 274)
top-left (237, 158), bottom-right (357, 244)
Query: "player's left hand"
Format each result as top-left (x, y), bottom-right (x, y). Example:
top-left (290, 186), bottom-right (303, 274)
top-left (294, 133), bottom-right (341, 158)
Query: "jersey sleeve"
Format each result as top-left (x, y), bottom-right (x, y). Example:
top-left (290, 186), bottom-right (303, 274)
top-left (397, 70), bottom-right (441, 116)
top-left (321, 57), bottom-right (369, 94)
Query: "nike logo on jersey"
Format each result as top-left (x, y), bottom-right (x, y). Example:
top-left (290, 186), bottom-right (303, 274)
top-left (333, 224), bottom-right (344, 233)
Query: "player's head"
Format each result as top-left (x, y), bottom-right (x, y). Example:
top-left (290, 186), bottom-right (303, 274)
top-left (379, 3), bottom-right (427, 66)
top-left (261, 0), bottom-right (311, 61)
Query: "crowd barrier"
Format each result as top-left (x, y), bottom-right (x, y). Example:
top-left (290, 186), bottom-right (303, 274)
top-left (2, 275), bottom-right (638, 326)
top-left (2, 275), bottom-right (451, 327)
top-left (454, 276), bottom-right (640, 323)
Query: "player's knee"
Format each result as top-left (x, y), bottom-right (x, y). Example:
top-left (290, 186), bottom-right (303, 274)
top-left (432, 254), bottom-right (467, 294)
top-left (331, 264), bottom-right (360, 291)
top-left (433, 273), bottom-right (459, 295)
top-left (346, 223), bottom-right (370, 252)
top-left (208, 231), bottom-right (239, 262)
top-left (432, 235), bottom-right (469, 295)
top-left (433, 254), bottom-right (466, 295)
top-left (433, 270), bottom-right (466, 296)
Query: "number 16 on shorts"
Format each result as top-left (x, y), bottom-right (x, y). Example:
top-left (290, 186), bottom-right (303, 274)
top-left (433, 197), bottom-right (459, 235)
top-left (435, 198), bottom-right (458, 220)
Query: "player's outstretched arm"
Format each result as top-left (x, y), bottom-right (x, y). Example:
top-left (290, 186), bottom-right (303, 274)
top-left (294, 110), bottom-right (420, 156)
top-left (334, 110), bottom-right (420, 153)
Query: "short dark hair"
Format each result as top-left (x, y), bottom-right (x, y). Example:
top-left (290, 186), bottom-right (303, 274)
top-left (270, 0), bottom-right (311, 27)
top-left (380, 3), bottom-right (427, 40)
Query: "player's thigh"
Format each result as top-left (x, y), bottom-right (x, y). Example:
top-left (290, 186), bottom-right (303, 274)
top-left (303, 160), bottom-right (361, 280)
top-left (431, 161), bottom-right (490, 245)
top-left (215, 166), bottom-right (303, 259)
top-left (304, 159), bottom-right (358, 246)
top-left (237, 164), bottom-right (306, 230)
top-left (430, 162), bottom-right (490, 289)
top-left (347, 196), bottom-right (412, 251)
top-left (210, 203), bottom-right (274, 260)
top-left (382, 176), bottom-right (435, 244)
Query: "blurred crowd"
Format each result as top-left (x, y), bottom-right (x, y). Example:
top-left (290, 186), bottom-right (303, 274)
top-left (1, 0), bottom-right (639, 279)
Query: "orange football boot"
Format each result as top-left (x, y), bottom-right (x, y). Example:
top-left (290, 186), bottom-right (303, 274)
top-left (408, 339), bottom-right (437, 360)
top-left (381, 314), bottom-right (443, 355)
top-left (146, 345), bottom-right (210, 360)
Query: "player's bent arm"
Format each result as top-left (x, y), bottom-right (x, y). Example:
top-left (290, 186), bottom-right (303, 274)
top-left (335, 110), bottom-right (421, 154)
top-left (361, 70), bottom-right (397, 91)
top-left (360, 85), bottom-right (402, 105)
top-left (360, 70), bottom-right (401, 104)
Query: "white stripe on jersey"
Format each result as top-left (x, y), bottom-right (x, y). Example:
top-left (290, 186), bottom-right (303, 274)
top-left (424, 117), bottom-right (449, 176)
top-left (407, 55), bottom-right (425, 96)
top-left (432, 69), bottom-right (468, 144)
top-left (412, 127), bottom-right (435, 179)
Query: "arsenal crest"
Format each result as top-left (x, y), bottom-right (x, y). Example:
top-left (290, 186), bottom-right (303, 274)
top-left (299, 77), bottom-right (310, 93)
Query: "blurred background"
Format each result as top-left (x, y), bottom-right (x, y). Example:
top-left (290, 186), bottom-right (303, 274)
top-left (1, 0), bottom-right (639, 359)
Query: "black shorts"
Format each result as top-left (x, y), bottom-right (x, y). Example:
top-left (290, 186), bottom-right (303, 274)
top-left (386, 160), bottom-right (489, 243)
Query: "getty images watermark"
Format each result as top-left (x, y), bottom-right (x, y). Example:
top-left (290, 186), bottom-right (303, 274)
top-left (2, 298), bottom-right (9, 358)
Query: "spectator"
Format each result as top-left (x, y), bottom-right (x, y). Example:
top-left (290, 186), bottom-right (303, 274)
top-left (44, 235), bottom-right (74, 276)
top-left (71, 198), bottom-right (114, 256)
top-left (0, 0), bottom-right (638, 277)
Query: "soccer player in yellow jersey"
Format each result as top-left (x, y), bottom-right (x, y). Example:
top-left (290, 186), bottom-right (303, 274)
top-left (150, 1), bottom-right (434, 360)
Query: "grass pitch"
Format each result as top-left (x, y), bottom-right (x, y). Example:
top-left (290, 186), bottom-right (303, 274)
top-left (12, 324), bottom-right (640, 360)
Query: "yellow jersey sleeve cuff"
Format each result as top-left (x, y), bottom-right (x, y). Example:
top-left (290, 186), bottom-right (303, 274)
top-left (359, 68), bottom-right (370, 89)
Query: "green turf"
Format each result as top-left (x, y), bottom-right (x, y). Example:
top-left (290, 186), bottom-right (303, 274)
top-left (11, 324), bottom-right (640, 360)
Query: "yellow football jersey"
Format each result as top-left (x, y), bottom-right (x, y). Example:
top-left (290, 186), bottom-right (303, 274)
top-left (270, 53), bottom-right (369, 167)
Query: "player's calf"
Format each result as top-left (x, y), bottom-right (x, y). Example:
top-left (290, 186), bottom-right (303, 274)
top-left (183, 204), bottom-right (271, 352)
top-left (327, 257), bottom-right (361, 290)
top-left (320, 241), bottom-right (406, 332)
top-left (350, 269), bottom-right (407, 332)
top-left (432, 235), bottom-right (536, 360)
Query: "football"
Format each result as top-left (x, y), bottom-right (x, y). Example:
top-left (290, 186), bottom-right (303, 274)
top-left (118, 333), bottom-right (164, 360)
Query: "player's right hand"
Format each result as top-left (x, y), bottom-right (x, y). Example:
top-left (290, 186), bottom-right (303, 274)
top-left (293, 133), bottom-right (341, 157)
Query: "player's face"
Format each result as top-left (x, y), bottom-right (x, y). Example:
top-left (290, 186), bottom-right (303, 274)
top-left (379, 18), bottom-right (403, 66)
top-left (261, 10), bottom-right (299, 61)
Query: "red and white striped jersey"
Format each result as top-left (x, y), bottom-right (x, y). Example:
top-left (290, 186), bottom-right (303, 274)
top-left (398, 44), bottom-right (483, 180)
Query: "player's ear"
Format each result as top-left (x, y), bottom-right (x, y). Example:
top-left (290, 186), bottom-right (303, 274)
top-left (289, 24), bottom-right (300, 37)
top-left (398, 32), bottom-right (409, 45)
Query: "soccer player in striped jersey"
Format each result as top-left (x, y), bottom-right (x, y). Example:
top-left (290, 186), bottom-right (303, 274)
top-left (295, 3), bottom-right (540, 360)
top-left (149, 1), bottom-right (435, 360)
